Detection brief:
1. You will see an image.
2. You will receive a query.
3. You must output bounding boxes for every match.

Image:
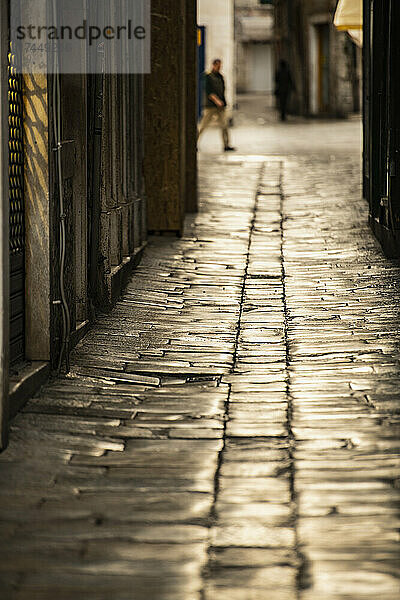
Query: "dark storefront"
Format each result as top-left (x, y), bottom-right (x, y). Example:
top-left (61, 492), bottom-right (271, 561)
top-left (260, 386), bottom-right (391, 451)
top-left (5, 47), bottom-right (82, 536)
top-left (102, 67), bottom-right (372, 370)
top-left (363, 0), bottom-right (400, 256)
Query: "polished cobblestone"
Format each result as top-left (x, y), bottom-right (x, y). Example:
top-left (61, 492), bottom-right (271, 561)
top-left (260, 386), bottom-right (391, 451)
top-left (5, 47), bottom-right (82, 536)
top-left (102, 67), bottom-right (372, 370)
top-left (0, 119), bottom-right (399, 599)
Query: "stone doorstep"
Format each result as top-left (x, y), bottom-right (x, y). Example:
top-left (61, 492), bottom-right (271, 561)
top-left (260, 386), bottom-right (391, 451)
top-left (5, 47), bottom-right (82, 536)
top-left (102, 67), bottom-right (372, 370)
top-left (8, 361), bottom-right (50, 420)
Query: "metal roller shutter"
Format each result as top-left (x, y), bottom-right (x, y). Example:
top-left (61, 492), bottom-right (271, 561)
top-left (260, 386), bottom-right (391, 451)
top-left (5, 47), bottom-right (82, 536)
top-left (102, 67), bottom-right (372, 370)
top-left (8, 41), bottom-right (25, 367)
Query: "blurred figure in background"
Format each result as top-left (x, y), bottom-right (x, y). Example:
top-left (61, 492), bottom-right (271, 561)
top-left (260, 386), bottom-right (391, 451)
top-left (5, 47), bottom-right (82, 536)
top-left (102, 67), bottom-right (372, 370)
top-left (198, 59), bottom-right (235, 152)
top-left (275, 60), bottom-right (295, 122)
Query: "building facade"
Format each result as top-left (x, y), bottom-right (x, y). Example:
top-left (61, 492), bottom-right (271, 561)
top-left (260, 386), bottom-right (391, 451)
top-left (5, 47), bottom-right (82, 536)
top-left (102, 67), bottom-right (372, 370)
top-left (235, 0), bottom-right (275, 101)
top-left (0, 0), bottom-right (198, 448)
top-left (275, 0), bottom-right (361, 117)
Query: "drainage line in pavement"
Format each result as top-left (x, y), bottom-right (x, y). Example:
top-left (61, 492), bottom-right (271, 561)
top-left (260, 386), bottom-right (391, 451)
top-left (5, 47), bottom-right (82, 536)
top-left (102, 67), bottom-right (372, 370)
top-left (279, 163), bottom-right (309, 596)
top-left (201, 163), bottom-right (266, 595)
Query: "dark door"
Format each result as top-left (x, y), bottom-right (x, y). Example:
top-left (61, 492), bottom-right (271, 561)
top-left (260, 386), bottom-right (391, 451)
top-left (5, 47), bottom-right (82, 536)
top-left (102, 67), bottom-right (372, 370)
top-left (366, 0), bottom-right (400, 255)
top-left (386, 0), bottom-right (400, 233)
top-left (368, 1), bottom-right (389, 232)
top-left (363, 0), bottom-right (371, 203)
top-left (317, 24), bottom-right (330, 113)
top-left (87, 67), bottom-right (104, 308)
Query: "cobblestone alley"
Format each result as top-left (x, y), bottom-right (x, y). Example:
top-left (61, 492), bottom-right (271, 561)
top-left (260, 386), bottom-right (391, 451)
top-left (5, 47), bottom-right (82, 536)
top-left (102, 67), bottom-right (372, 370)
top-left (0, 117), bottom-right (400, 599)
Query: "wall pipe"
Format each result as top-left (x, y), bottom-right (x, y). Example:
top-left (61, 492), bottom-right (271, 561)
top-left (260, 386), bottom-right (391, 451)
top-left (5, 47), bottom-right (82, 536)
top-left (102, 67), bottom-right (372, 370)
top-left (51, 0), bottom-right (71, 373)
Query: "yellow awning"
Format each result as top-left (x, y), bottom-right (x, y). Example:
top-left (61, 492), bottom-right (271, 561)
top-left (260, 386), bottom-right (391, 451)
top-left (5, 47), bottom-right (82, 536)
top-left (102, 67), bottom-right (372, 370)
top-left (347, 29), bottom-right (362, 47)
top-left (334, 0), bottom-right (362, 30)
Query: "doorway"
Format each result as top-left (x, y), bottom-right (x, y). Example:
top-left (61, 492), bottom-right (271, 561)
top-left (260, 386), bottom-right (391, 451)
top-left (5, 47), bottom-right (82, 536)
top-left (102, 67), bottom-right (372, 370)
top-left (310, 22), bottom-right (330, 114)
top-left (317, 24), bottom-right (330, 112)
top-left (248, 43), bottom-right (274, 94)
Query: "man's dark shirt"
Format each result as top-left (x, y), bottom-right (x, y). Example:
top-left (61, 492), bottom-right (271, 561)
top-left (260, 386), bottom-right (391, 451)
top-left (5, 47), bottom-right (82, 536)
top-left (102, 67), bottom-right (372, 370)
top-left (204, 71), bottom-right (227, 108)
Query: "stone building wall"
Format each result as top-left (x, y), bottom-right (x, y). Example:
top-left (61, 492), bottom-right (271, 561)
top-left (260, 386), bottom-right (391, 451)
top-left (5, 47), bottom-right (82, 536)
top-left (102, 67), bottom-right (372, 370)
top-left (274, 0), bottom-right (361, 117)
top-left (234, 0), bottom-right (275, 96)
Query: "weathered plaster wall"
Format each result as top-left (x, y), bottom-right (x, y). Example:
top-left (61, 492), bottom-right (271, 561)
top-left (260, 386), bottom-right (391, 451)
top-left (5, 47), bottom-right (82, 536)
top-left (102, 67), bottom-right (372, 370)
top-left (24, 73), bottom-right (51, 362)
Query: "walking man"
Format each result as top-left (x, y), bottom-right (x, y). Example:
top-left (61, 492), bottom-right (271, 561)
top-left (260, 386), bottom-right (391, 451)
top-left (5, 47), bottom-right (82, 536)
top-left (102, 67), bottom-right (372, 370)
top-left (198, 59), bottom-right (235, 152)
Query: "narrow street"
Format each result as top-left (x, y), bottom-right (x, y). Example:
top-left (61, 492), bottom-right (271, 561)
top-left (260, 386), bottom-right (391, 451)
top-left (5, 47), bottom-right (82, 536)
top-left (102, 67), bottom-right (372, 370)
top-left (1, 116), bottom-right (400, 599)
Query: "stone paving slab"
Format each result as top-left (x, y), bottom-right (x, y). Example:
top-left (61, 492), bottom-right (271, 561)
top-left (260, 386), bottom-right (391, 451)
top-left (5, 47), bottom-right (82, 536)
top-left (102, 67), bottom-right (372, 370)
top-left (0, 138), bottom-right (399, 599)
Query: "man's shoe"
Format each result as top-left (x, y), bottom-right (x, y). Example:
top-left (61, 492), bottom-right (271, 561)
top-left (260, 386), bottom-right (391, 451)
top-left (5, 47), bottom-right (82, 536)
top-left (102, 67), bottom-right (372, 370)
top-left (224, 146), bottom-right (236, 152)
